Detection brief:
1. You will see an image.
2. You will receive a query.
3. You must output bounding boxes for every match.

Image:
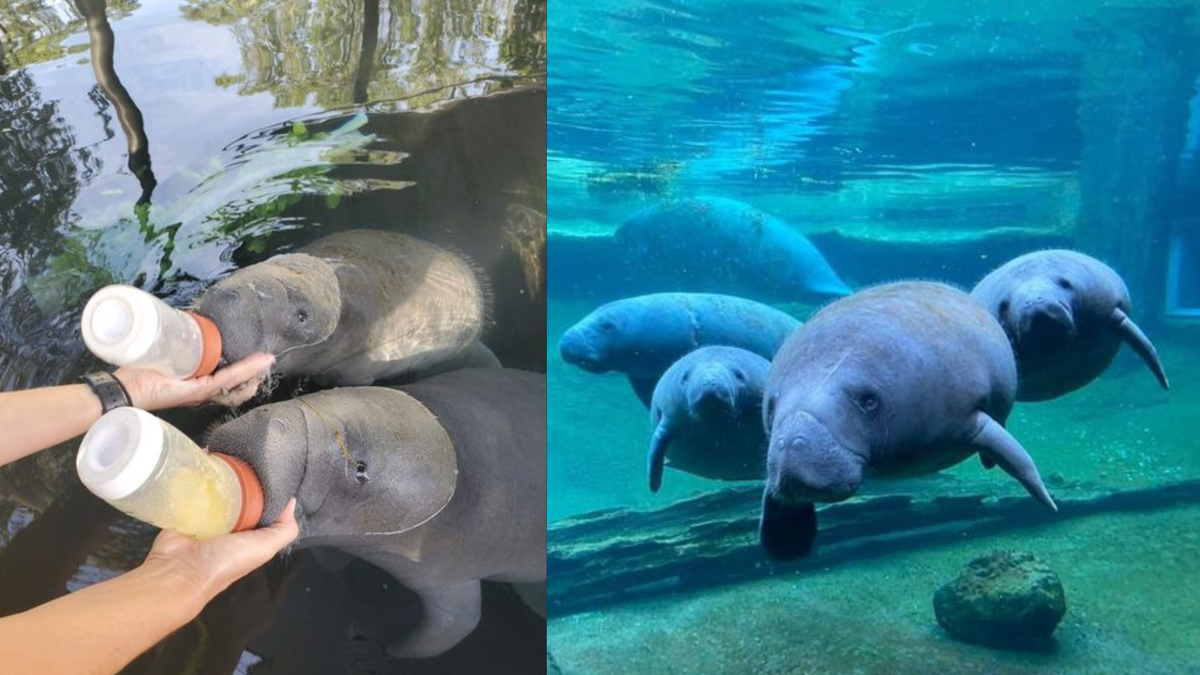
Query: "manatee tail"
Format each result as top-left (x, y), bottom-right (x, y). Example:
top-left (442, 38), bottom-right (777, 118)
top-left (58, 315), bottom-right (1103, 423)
top-left (1112, 308), bottom-right (1169, 391)
top-left (759, 491), bottom-right (817, 561)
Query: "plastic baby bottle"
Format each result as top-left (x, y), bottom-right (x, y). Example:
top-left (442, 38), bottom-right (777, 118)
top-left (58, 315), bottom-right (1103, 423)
top-left (81, 285), bottom-right (222, 379)
top-left (76, 407), bottom-right (264, 539)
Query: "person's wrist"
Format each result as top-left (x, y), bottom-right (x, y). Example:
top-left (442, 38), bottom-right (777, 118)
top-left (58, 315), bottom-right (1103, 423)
top-left (135, 555), bottom-right (217, 621)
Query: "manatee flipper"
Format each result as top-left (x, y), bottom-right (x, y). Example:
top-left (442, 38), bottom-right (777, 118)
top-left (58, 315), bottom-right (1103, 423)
top-left (759, 491), bottom-right (817, 561)
top-left (967, 411), bottom-right (1056, 511)
top-left (628, 376), bottom-right (657, 408)
top-left (1112, 308), bottom-right (1169, 391)
top-left (647, 422), bottom-right (673, 493)
top-left (387, 580), bottom-right (483, 658)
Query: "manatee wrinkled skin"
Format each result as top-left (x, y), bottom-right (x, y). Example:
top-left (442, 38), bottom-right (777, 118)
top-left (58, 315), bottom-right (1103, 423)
top-left (971, 249), bottom-right (1169, 401)
top-left (558, 292), bottom-right (800, 406)
top-left (647, 346), bottom-right (770, 491)
top-left (760, 282), bottom-right (1056, 561)
top-left (195, 229), bottom-right (490, 386)
top-left (207, 368), bottom-right (545, 658)
top-left (614, 196), bottom-right (851, 301)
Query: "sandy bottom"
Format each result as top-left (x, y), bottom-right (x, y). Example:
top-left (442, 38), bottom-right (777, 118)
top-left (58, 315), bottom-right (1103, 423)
top-left (549, 501), bottom-right (1200, 674)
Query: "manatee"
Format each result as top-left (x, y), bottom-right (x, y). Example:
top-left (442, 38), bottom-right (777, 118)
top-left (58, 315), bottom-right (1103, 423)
top-left (207, 368), bottom-right (545, 658)
top-left (195, 229), bottom-right (490, 386)
top-left (760, 282), bottom-right (1056, 561)
top-left (971, 249), bottom-right (1169, 401)
top-left (647, 346), bottom-right (770, 491)
top-left (558, 292), bottom-right (800, 406)
top-left (614, 196), bottom-right (851, 301)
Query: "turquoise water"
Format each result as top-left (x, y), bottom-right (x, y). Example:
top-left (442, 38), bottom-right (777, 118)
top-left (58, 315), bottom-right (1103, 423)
top-left (548, 1), bottom-right (1200, 673)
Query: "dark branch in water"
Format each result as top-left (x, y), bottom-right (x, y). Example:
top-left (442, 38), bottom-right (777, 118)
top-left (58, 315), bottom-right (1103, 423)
top-left (352, 0), bottom-right (379, 105)
top-left (73, 0), bottom-right (157, 204)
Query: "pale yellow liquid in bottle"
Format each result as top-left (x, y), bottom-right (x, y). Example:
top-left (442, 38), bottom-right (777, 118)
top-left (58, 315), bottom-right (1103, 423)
top-left (109, 422), bottom-right (242, 539)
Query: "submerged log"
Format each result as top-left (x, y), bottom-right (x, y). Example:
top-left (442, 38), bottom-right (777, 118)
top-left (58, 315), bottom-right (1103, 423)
top-left (548, 478), bottom-right (1200, 616)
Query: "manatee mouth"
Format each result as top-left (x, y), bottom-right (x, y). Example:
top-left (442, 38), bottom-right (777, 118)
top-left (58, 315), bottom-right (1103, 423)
top-left (206, 404), bottom-right (311, 526)
top-left (688, 384), bottom-right (736, 419)
top-left (558, 335), bottom-right (607, 373)
top-left (767, 412), bottom-right (865, 505)
top-left (1017, 300), bottom-right (1075, 350)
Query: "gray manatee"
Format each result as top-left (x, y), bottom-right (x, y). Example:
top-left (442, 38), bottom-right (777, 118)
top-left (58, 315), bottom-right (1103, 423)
top-left (195, 229), bottom-right (490, 386)
top-left (207, 368), bottom-right (545, 657)
top-left (615, 196), bottom-right (851, 301)
top-left (760, 282), bottom-right (1056, 561)
top-left (558, 292), bottom-right (800, 406)
top-left (971, 249), bottom-right (1169, 401)
top-left (648, 346), bottom-right (770, 491)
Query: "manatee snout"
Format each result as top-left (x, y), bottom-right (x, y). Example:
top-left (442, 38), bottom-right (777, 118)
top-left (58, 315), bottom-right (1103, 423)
top-left (195, 254), bottom-right (341, 368)
top-left (1013, 295), bottom-right (1075, 349)
top-left (206, 403), bottom-right (311, 525)
top-left (767, 412), bottom-right (864, 504)
top-left (558, 327), bottom-right (606, 373)
top-left (685, 365), bottom-right (738, 419)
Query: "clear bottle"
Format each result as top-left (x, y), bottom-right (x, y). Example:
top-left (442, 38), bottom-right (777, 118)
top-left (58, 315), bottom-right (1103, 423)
top-left (81, 285), bottom-right (223, 379)
top-left (76, 408), bottom-right (264, 539)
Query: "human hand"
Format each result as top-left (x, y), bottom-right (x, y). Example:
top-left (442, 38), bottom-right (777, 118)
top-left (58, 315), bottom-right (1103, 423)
top-left (114, 352), bottom-right (275, 410)
top-left (141, 497), bottom-right (299, 608)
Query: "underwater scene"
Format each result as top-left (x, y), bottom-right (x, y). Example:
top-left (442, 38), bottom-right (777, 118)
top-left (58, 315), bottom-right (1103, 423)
top-left (0, 0), bottom-right (545, 673)
top-left (547, 1), bottom-right (1200, 674)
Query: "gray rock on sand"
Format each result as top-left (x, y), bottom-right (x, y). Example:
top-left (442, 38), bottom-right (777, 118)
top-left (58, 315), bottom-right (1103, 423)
top-left (934, 550), bottom-right (1067, 650)
top-left (196, 229), bottom-right (492, 386)
top-left (972, 249), bottom-right (1168, 401)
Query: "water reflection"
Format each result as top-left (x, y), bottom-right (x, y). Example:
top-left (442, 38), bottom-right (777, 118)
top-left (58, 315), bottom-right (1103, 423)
top-left (0, 0), bottom-right (545, 670)
top-left (182, 0), bottom-right (545, 110)
top-left (76, 0), bottom-right (157, 204)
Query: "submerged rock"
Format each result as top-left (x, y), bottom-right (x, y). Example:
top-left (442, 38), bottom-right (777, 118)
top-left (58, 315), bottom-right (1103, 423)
top-left (933, 550), bottom-right (1066, 650)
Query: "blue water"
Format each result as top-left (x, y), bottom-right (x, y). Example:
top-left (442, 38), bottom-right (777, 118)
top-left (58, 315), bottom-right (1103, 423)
top-left (547, 2), bottom-right (1200, 673)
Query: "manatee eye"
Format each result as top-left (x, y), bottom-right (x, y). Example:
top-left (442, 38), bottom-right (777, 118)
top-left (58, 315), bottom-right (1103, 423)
top-left (599, 320), bottom-right (615, 333)
top-left (998, 299), bottom-right (1010, 314)
top-left (296, 308), bottom-right (309, 323)
top-left (764, 393), bottom-right (777, 428)
top-left (1057, 278), bottom-right (1073, 290)
top-left (854, 389), bottom-right (881, 415)
top-left (733, 369), bottom-right (746, 382)
top-left (354, 460), bottom-right (370, 484)
top-left (681, 371), bottom-right (690, 384)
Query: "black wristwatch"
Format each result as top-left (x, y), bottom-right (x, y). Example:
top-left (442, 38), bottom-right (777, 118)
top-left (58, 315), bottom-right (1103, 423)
top-left (80, 371), bottom-right (133, 415)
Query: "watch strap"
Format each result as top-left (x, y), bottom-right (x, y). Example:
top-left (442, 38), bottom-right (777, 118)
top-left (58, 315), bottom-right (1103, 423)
top-left (80, 371), bottom-right (133, 414)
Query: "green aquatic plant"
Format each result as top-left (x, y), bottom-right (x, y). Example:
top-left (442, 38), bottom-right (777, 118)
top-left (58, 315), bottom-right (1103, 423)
top-left (24, 111), bottom-right (409, 314)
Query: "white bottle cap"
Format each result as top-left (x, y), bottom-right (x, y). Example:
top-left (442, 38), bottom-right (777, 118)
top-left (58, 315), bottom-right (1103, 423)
top-left (81, 285), bottom-right (161, 367)
top-left (77, 407), bottom-right (165, 500)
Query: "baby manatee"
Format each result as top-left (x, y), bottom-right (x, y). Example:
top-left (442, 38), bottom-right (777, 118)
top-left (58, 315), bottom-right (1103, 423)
top-left (760, 282), bottom-right (1056, 561)
top-left (648, 346), bottom-right (770, 491)
top-left (972, 249), bottom-right (1169, 401)
top-left (559, 292), bottom-right (800, 406)
top-left (207, 368), bottom-right (545, 658)
top-left (195, 229), bottom-right (490, 386)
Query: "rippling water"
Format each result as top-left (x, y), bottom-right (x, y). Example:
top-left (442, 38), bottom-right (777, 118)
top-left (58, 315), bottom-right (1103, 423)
top-left (0, 1), bottom-right (545, 672)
